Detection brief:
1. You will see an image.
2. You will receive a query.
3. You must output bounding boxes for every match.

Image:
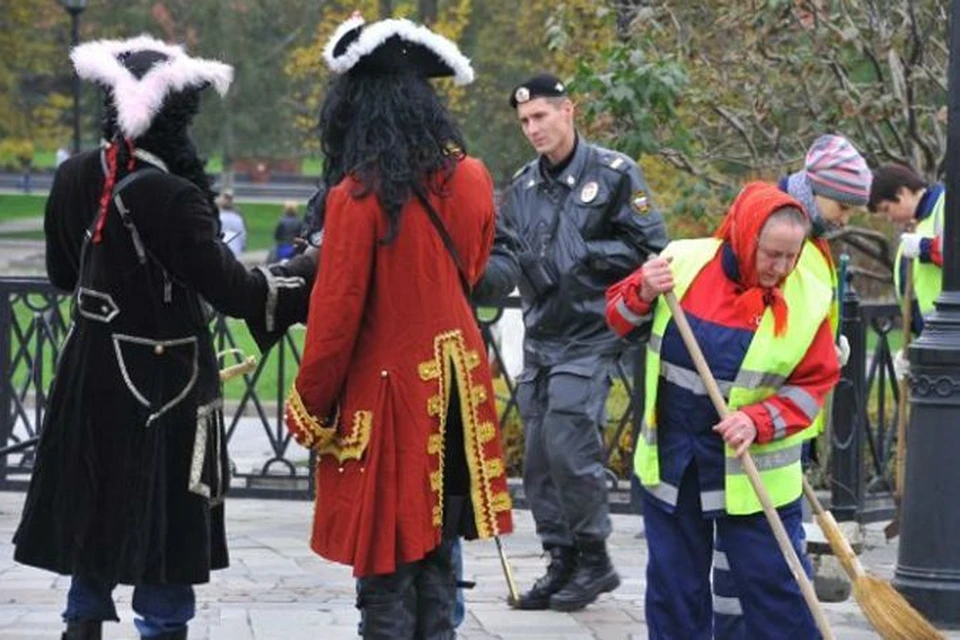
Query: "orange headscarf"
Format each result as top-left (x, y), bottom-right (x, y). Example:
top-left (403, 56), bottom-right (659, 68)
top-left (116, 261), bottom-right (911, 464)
top-left (714, 182), bottom-right (807, 336)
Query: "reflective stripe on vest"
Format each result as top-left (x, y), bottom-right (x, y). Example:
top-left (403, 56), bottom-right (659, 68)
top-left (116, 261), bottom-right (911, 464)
top-left (894, 191), bottom-right (944, 315)
top-left (634, 237), bottom-right (832, 515)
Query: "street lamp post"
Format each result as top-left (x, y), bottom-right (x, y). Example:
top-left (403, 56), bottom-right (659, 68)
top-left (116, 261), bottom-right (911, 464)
top-left (892, 0), bottom-right (960, 626)
top-left (60, 0), bottom-right (88, 155)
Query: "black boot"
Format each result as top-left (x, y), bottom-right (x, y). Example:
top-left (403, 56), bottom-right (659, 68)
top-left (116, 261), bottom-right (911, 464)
top-left (61, 620), bottom-right (102, 640)
top-left (549, 540), bottom-right (620, 611)
top-left (511, 545), bottom-right (578, 610)
top-left (143, 629), bottom-right (187, 640)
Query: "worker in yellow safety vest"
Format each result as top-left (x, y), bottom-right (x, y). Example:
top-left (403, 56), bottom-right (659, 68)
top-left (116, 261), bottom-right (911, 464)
top-left (606, 182), bottom-right (840, 639)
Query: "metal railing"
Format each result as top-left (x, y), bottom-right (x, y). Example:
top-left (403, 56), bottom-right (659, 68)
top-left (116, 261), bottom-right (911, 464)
top-left (1, 274), bottom-right (904, 521)
top-left (828, 274), bottom-right (902, 523)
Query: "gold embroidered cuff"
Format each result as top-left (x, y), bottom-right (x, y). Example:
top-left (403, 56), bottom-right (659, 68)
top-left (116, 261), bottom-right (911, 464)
top-left (285, 385), bottom-right (336, 450)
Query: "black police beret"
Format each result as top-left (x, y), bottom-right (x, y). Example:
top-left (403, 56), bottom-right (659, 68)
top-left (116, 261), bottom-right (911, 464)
top-left (509, 73), bottom-right (568, 108)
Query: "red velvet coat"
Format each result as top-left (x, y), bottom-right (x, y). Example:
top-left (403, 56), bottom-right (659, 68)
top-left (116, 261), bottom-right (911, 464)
top-left (286, 156), bottom-right (513, 577)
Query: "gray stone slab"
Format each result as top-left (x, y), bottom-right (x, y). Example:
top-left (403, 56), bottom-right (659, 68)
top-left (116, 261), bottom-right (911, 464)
top-left (2, 491), bottom-right (960, 639)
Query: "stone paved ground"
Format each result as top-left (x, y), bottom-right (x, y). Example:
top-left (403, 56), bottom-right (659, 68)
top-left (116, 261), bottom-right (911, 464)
top-left (3, 491), bottom-right (960, 639)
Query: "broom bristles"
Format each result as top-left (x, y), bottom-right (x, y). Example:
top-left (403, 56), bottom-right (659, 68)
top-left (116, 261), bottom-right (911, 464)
top-left (853, 575), bottom-right (945, 640)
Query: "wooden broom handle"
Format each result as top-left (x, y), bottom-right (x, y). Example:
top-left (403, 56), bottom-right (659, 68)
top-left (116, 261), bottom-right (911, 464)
top-left (896, 261), bottom-right (914, 499)
top-left (662, 291), bottom-right (835, 640)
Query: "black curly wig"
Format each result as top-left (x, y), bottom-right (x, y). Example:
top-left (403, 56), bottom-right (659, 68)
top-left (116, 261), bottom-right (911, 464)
top-left (318, 71), bottom-right (466, 243)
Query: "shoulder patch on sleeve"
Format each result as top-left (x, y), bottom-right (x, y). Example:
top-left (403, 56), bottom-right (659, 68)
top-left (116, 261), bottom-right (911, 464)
top-left (631, 190), bottom-right (651, 216)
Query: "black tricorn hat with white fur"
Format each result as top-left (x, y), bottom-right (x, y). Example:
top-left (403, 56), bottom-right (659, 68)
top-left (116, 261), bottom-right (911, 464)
top-left (323, 15), bottom-right (474, 86)
top-left (71, 34), bottom-right (233, 139)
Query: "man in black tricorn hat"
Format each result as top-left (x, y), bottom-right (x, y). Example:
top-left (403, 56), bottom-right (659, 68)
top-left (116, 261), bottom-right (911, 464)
top-left (476, 72), bottom-right (669, 612)
top-left (13, 35), bottom-right (314, 640)
top-left (285, 14), bottom-right (513, 640)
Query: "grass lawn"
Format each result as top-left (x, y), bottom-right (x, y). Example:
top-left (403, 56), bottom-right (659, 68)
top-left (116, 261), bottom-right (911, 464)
top-left (0, 194), bottom-right (46, 222)
top-left (30, 151), bottom-right (322, 176)
top-left (0, 193), bottom-right (294, 252)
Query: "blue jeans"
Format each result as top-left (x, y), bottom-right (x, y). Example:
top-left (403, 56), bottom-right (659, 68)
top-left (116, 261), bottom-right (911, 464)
top-left (64, 575), bottom-right (195, 638)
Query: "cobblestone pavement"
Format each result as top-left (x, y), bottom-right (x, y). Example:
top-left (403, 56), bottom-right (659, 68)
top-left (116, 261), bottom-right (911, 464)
top-left (3, 491), bottom-right (960, 639)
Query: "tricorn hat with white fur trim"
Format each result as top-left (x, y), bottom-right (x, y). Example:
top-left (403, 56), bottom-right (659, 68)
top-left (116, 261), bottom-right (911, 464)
top-left (323, 15), bottom-right (474, 86)
top-left (71, 34), bottom-right (233, 139)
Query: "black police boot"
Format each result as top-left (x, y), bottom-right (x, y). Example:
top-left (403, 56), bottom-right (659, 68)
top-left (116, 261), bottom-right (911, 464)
top-left (511, 545), bottom-right (578, 610)
top-left (142, 629), bottom-right (187, 640)
top-left (61, 620), bottom-right (102, 640)
top-left (548, 540), bottom-right (620, 611)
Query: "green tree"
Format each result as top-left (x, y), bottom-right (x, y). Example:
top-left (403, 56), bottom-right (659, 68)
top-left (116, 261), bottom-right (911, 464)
top-left (68, 0), bottom-right (317, 169)
top-left (0, 1), bottom-right (71, 165)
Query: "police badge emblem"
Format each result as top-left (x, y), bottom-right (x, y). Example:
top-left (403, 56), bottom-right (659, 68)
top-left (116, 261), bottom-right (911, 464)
top-left (514, 86), bottom-right (530, 104)
top-left (581, 181), bottom-right (599, 203)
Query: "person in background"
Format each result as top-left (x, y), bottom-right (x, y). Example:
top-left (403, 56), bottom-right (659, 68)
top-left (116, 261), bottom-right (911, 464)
top-left (780, 133), bottom-right (872, 368)
top-left (869, 162), bottom-right (944, 335)
top-left (272, 200), bottom-right (302, 261)
top-left (868, 162), bottom-right (944, 380)
top-left (217, 189), bottom-right (247, 258)
top-left (56, 146), bottom-right (71, 168)
top-left (607, 182), bottom-right (839, 639)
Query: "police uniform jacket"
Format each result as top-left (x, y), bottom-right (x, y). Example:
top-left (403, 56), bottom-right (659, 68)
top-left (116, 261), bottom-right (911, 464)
top-left (477, 137), bottom-right (668, 366)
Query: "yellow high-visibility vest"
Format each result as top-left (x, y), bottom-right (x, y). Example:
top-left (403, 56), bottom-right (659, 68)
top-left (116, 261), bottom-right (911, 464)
top-left (894, 190), bottom-right (944, 316)
top-left (634, 238), bottom-right (832, 515)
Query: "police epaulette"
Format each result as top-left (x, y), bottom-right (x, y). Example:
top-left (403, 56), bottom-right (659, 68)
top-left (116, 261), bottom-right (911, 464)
top-left (600, 153), bottom-right (631, 173)
top-left (512, 162), bottom-right (534, 182)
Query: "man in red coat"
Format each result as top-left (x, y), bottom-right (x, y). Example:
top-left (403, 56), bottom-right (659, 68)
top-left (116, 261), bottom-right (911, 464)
top-left (284, 15), bottom-right (513, 638)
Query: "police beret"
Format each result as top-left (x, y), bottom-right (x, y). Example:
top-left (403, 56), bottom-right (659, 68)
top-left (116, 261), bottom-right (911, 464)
top-left (509, 73), bottom-right (568, 108)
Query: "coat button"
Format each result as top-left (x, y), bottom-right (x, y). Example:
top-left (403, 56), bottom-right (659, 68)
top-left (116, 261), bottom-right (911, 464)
top-left (154, 344), bottom-right (164, 355)
top-left (380, 370), bottom-right (388, 378)
top-left (101, 305), bottom-right (110, 314)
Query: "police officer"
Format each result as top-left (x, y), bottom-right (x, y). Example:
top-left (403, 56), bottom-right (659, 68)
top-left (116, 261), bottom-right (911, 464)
top-left (476, 72), bottom-right (668, 611)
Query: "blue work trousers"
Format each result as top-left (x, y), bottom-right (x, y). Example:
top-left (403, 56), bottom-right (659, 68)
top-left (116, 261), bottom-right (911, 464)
top-left (643, 463), bottom-right (818, 639)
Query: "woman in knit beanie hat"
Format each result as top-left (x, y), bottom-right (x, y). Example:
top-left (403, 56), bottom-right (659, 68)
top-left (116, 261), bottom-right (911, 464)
top-left (781, 134), bottom-right (872, 235)
top-left (779, 135), bottom-right (871, 382)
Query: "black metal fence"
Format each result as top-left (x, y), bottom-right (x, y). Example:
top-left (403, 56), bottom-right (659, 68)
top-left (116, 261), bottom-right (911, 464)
top-left (1, 274), bottom-right (901, 522)
top-left (828, 276), bottom-right (902, 523)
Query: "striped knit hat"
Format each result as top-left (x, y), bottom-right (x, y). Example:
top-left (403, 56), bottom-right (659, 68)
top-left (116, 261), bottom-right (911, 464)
top-left (803, 134), bottom-right (871, 205)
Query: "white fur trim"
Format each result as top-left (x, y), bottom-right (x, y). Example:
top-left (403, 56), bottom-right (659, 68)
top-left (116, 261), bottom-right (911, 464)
top-left (71, 34), bottom-right (233, 139)
top-left (322, 14), bottom-right (366, 71)
top-left (323, 18), bottom-right (474, 86)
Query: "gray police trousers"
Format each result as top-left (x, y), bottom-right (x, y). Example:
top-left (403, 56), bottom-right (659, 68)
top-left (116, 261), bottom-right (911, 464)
top-left (517, 353), bottom-right (613, 548)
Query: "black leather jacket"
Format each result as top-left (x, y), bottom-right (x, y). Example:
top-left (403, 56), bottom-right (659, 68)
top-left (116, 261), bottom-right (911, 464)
top-left (475, 137), bottom-right (668, 366)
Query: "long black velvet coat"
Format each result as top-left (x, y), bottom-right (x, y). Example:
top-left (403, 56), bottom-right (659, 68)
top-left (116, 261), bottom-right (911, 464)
top-left (13, 149), bottom-right (307, 585)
